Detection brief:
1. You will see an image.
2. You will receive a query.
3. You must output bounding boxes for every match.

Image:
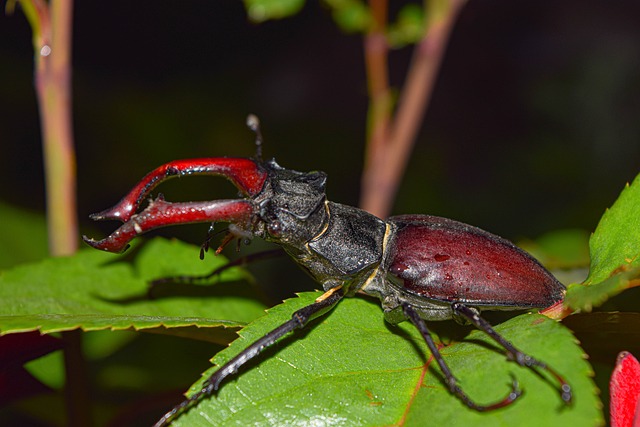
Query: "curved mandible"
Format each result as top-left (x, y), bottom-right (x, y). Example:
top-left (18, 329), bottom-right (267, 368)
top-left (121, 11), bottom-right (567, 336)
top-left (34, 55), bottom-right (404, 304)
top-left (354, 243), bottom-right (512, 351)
top-left (90, 158), bottom-right (267, 223)
top-left (83, 198), bottom-right (255, 253)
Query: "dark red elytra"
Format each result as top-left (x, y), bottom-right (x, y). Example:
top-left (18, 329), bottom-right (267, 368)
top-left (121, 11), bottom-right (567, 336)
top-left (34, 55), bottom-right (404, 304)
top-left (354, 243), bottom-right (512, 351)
top-left (388, 215), bottom-right (565, 308)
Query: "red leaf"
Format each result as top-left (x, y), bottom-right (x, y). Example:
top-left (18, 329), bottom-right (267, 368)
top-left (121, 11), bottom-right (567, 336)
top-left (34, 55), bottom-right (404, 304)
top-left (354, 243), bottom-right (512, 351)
top-left (610, 351), bottom-right (640, 427)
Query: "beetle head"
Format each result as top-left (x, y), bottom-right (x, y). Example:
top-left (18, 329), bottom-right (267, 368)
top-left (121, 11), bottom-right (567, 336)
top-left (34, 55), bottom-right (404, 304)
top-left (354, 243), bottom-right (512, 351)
top-left (256, 160), bottom-right (328, 247)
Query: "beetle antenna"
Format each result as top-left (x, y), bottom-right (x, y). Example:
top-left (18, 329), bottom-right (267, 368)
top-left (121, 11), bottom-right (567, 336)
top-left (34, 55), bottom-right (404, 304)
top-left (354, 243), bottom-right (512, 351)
top-left (246, 114), bottom-right (263, 161)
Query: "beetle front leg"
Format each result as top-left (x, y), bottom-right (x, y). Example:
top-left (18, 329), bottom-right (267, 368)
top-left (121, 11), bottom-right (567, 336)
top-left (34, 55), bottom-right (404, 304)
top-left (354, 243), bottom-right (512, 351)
top-left (452, 302), bottom-right (572, 405)
top-left (402, 303), bottom-right (522, 411)
top-left (153, 286), bottom-right (346, 427)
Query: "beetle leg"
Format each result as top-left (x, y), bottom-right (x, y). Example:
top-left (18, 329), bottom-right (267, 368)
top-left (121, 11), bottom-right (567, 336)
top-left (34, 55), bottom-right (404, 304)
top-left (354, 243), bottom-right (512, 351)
top-left (197, 223), bottom-right (253, 259)
top-left (402, 303), bottom-right (522, 411)
top-left (452, 302), bottom-right (572, 405)
top-left (153, 285), bottom-right (345, 427)
top-left (83, 198), bottom-right (254, 253)
top-left (199, 224), bottom-right (216, 259)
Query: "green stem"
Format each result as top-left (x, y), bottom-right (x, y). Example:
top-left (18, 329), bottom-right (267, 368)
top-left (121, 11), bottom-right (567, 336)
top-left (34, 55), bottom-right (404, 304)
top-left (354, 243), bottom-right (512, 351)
top-left (27, 0), bottom-right (89, 425)
top-left (34, 0), bottom-right (78, 256)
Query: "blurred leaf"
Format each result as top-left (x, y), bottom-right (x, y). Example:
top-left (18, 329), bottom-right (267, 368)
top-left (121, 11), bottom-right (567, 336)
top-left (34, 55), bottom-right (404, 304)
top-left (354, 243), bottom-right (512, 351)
top-left (519, 229), bottom-right (591, 270)
top-left (387, 4), bottom-right (425, 48)
top-left (324, 0), bottom-right (371, 33)
top-left (5, 0), bottom-right (46, 44)
top-left (243, 0), bottom-right (305, 22)
top-left (171, 292), bottom-right (601, 426)
top-left (566, 173), bottom-right (640, 311)
top-left (23, 349), bottom-right (65, 390)
top-left (82, 329), bottom-right (138, 359)
top-left (0, 238), bottom-right (268, 342)
top-left (0, 201), bottom-right (48, 269)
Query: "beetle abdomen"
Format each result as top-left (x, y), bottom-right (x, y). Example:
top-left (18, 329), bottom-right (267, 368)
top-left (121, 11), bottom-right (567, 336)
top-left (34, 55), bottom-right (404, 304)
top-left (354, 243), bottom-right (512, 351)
top-left (387, 215), bottom-right (565, 309)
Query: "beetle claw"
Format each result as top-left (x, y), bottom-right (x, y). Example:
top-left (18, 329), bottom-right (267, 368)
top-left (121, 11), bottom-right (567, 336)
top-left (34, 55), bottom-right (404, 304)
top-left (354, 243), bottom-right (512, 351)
top-left (453, 377), bottom-right (522, 412)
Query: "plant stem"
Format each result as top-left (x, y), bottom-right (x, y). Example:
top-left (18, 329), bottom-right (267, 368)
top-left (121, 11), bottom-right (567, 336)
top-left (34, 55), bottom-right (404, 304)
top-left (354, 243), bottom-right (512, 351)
top-left (62, 329), bottom-right (91, 427)
top-left (360, 0), bottom-right (466, 218)
top-left (28, 0), bottom-right (89, 425)
top-left (34, 0), bottom-right (78, 256)
top-left (362, 0), bottom-right (391, 209)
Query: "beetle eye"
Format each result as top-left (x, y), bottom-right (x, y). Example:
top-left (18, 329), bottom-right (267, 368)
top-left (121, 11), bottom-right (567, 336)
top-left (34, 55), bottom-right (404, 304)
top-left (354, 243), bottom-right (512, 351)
top-left (267, 220), bottom-right (283, 238)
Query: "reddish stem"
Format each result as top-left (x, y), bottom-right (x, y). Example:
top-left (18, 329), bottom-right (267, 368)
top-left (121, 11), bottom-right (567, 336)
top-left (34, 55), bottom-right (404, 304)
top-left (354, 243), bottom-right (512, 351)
top-left (33, 0), bottom-right (78, 256)
top-left (360, 0), bottom-right (466, 218)
top-left (362, 0), bottom-right (391, 209)
top-left (27, 0), bottom-right (89, 425)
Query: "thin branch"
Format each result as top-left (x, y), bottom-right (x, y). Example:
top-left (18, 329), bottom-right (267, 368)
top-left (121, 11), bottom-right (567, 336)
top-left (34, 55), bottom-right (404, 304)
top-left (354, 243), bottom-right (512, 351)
top-left (362, 0), bottom-right (391, 197)
top-left (34, 0), bottom-right (78, 256)
top-left (360, 0), bottom-right (466, 218)
top-left (29, 0), bottom-right (88, 425)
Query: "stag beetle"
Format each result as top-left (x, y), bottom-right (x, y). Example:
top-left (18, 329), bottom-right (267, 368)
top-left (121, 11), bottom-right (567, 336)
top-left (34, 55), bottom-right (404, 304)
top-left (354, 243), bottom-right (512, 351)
top-left (84, 116), bottom-right (571, 426)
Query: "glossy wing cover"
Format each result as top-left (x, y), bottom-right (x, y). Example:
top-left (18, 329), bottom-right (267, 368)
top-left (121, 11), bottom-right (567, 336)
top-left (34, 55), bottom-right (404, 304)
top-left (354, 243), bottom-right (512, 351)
top-left (387, 215), bottom-right (565, 309)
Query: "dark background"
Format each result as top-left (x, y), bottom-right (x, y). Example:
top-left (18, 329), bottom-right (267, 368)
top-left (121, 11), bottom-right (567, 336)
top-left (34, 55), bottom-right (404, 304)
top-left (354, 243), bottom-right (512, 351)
top-left (1, 0), bottom-right (640, 288)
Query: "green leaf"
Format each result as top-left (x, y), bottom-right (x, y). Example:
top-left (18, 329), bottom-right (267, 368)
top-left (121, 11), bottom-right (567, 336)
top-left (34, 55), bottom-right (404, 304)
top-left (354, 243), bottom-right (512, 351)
top-left (0, 238), bottom-right (268, 342)
top-left (586, 174), bottom-right (640, 284)
top-left (566, 173), bottom-right (640, 310)
top-left (0, 201), bottom-right (49, 269)
top-left (387, 4), bottom-right (425, 48)
top-left (518, 229), bottom-right (591, 271)
top-left (23, 349), bottom-right (65, 390)
top-left (171, 292), bottom-right (601, 426)
top-left (324, 0), bottom-right (371, 33)
top-left (23, 330), bottom-right (138, 390)
top-left (5, 0), bottom-right (44, 44)
top-left (243, 0), bottom-right (305, 22)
